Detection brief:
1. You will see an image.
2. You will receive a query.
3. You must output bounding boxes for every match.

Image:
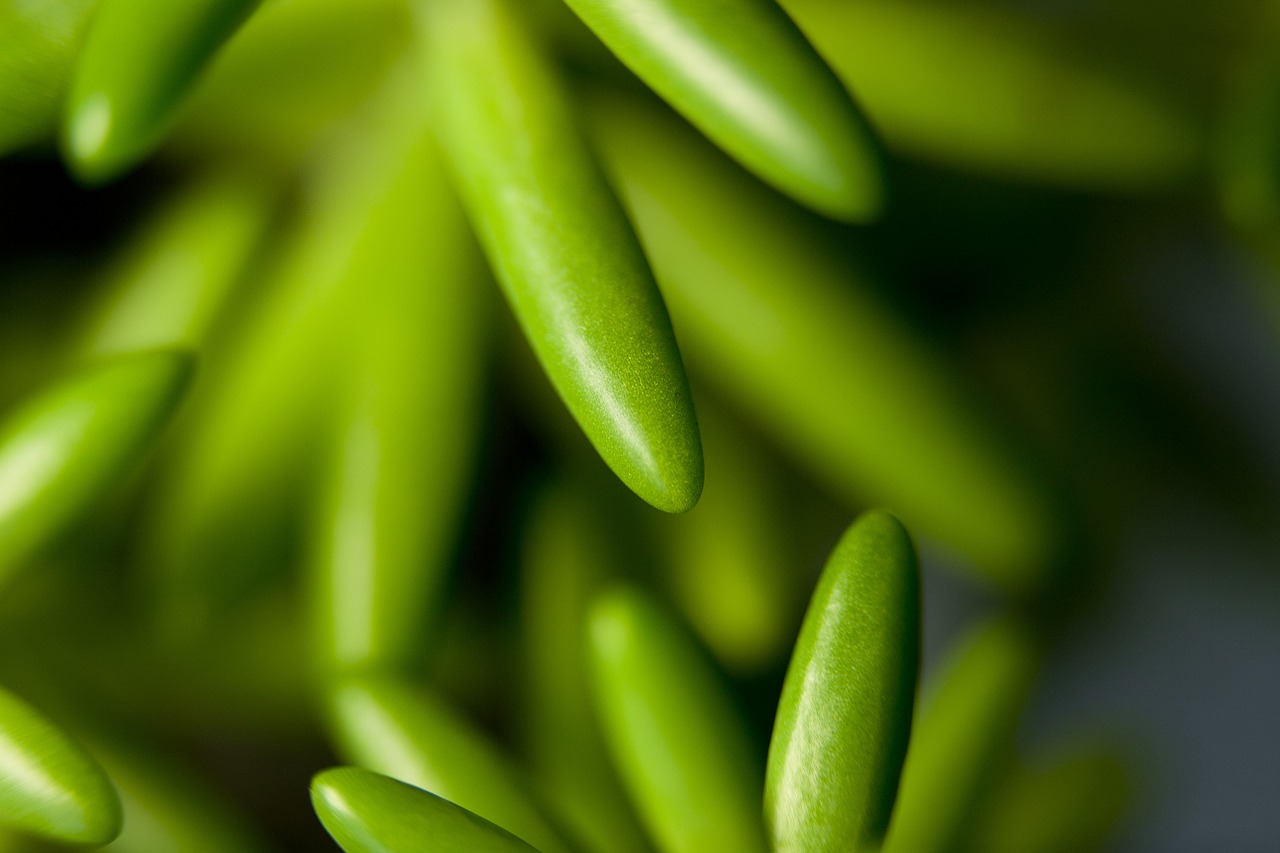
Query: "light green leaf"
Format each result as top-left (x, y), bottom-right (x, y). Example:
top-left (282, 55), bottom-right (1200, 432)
top-left (588, 91), bottom-right (1064, 593)
top-left (420, 0), bottom-right (703, 514)
top-left (587, 587), bottom-right (768, 853)
top-left (765, 510), bottom-right (919, 853)
top-left (324, 674), bottom-right (575, 853)
top-left (312, 768), bottom-right (539, 853)
top-left (0, 349), bottom-right (193, 588)
top-left (62, 0), bottom-right (265, 181)
top-left (0, 687), bottom-right (120, 846)
top-left (560, 0), bottom-right (883, 220)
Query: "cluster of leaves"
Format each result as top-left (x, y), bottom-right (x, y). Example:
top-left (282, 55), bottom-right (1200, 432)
top-left (2, 0), bottom-right (1275, 849)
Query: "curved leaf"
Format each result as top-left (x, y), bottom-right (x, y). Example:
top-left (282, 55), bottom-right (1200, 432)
top-left (312, 767), bottom-right (538, 853)
top-left (63, 0), bottom-right (265, 181)
top-left (765, 510), bottom-right (920, 853)
top-left (0, 687), bottom-right (120, 845)
top-left (560, 0), bottom-right (883, 220)
top-left (587, 587), bottom-right (768, 853)
top-left (421, 0), bottom-right (703, 514)
top-left (324, 674), bottom-right (574, 853)
top-left (0, 349), bottom-right (193, 587)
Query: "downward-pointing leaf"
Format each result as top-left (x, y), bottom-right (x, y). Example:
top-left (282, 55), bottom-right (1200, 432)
top-left (62, 0), bottom-right (265, 182)
top-left (312, 768), bottom-right (538, 853)
top-left (421, 0), bottom-right (703, 514)
top-left (0, 349), bottom-right (193, 588)
top-left (587, 587), bottom-right (768, 853)
top-left (559, 0), bottom-right (884, 220)
top-left (325, 674), bottom-right (574, 853)
top-left (0, 687), bottom-right (120, 846)
top-left (765, 511), bottom-right (920, 853)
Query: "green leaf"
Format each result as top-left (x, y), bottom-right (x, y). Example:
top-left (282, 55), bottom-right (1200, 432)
top-left (0, 687), bottom-right (120, 846)
top-left (312, 768), bottom-right (539, 853)
top-left (76, 170), bottom-right (277, 358)
top-left (324, 674), bottom-right (575, 853)
top-left (420, 0), bottom-right (703, 514)
top-left (586, 587), bottom-right (768, 853)
top-left (559, 0), bottom-right (884, 221)
top-left (764, 510), bottom-right (920, 853)
top-left (62, 0), bottom-right (265, 182)
top-left (308, 107), bottom-right (488, 676)
top-left (0, 0), bottom-right (97, 157)
top-left (588, 91), bottom-right (1065, 593)
top-left (882, 618), bottom-right (1040, 853)
top-left (0, 349), bottom-right (193, 588)
top-left (780, 0), bottom-right (1201, 190)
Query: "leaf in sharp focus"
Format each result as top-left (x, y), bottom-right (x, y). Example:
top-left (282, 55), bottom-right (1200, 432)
top-left (324, 674), bottom-right (575, 853)
top-left (559, 0), bottom-right (884, 221)
top-left (0, 349), bottom-right (194, 590)
top-left (587, 91), bottom-right (1066, 595)
top-left (312, 768), bottom-right (539, 853)
top-left (0, 0), bottom-right (97, 157)
top-left (62, 0), bottom-right (266, 182)
top-left (420, 0), bottom-right (703, 515)
top-left (881, 617), bottom-right (1041, 853)
top-left (779, 0), bottom-right (1202, 191)
top-left (0, 687), bottom-right (120, 846)
top-left (586, 587), bottom-right (769, 853)
top-left (765, 510), bottom-right (920, 853)
top-left (308, 110), bottom-right (489, 677)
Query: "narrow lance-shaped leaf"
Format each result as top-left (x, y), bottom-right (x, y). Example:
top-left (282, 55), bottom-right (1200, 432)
top-left (587, 587), bottom-right (769, 853)
top-left (312, 768), bottom-right (538, 853)
top-left (0, 349), bottom-right (193, 588)
top-left (62, 0), bottom-right (266, 182)
top-left (0, 687), bottom-right (121, 846)
top-left (0, 0), bottom-right (97, 157)
top-left (765, 510), bottom-right (920, 853)
top-left (77, 170), bottom-right (276, 358)
top-left (882, 617), bottom-right (1041, 853)
top-left (324, 674), bottom-right (575, 853)
top-left (559, 0), bottom-right (884, 221)
top-left (421, 0), bottom-right (704, 514)
top-left (588, 91), bottom-right (1064, 593)
top-left (309, 111), bottom-right (488, 676)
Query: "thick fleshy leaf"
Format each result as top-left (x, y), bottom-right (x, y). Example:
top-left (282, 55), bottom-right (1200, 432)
top-left (520, 481), bottom-right (653, 853)
top-left (0, 687), bottom-right (120, 845)
top-left (62, 0), bottom-right (265, 181)
top-left (765, 511), bottom-right (919, 853)
top-left (421, 0), bottom-right (703, 514)
top-left (0, 0), bottom-right (97, 156)
top-left (308, 110), bottom-right (488, 676)
top-left (312, 768), bottom-right (538, 853)
top-left (780, 0), bottom-right (1201, 190)
top-left (882, 618), bottom-right (1040, 853)
top-left (77, 171), bottom-right (276, 357)
top-left (324, 674), bottom-right (574, 853)
top-left (587, 587), bottom-right (768, 853)
top-left (588, 92), bottom-right (1064, 593)
top-left (0, 349), bottom-right (193, 587)
top-left (560, 0), bottom-right (883, 220)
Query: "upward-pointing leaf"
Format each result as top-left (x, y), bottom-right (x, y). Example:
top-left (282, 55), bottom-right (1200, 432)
top-left (765, 511), bottom-right (920, 853)
top-left (420, 0), bottom-right (703, 514)
top-left (0, 687), bottom-right (121, 846)
top-left (0, 349), bottom-right (193, 588)
top-left (559, 0), bottom-right (884, 221)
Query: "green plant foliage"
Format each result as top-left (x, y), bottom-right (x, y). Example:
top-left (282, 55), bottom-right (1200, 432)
top-left (312, 767), bottom-right (539, 853)
top-left (559, 0), bottom-right (884, 220)
top-left (0, 687), bottom-right (120, 846)
top-left (63, 0), bottom-right (265, 182)
top-left (0, 349), bottom-right (193, 588)
top-left (765, 511), bottom-right (919, 853)
top-left (420, 0), bottom-right (704, 514)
